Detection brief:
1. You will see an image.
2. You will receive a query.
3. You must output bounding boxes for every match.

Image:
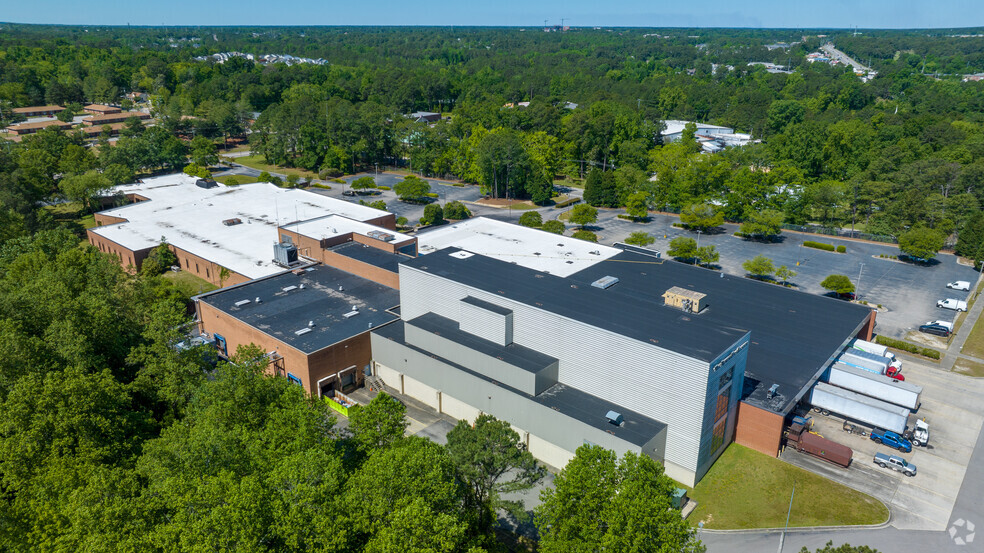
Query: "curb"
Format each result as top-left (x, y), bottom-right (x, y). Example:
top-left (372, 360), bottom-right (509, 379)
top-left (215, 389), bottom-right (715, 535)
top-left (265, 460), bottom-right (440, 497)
top-left (699, 517), bottom-right (893, 535)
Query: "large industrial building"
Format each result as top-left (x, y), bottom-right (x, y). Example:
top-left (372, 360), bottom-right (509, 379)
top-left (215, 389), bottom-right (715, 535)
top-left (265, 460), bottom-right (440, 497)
top-left (368, 219), bottom-right (873, 485)
top-left (88, 174), bottom-right (396, 286)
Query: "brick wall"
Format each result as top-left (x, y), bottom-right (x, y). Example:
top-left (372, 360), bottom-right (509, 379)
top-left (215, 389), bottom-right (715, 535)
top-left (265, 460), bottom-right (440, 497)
top-left (733, 401), bottom-right (785, 457)
top-left (857, 310), bottom-right (876, 341)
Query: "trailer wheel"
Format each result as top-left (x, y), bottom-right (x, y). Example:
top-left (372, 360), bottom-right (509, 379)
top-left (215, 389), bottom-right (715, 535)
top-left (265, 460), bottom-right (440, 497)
top-left (813, 407), bottom-right (822, 413)
top-left (821, 409), bottom-right (830, 416)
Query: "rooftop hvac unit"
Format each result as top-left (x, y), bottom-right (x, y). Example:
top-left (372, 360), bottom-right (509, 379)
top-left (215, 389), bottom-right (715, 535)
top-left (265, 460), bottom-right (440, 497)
top-left (662, 286), bottom-right (707, 313)
top-left (591, 276), bottom-right (619, 289)
top-left (606, 411), bottom-right (624, 426)
top-left (273, 242), bottom-right (298, 267)
top-left (222, 218), bottom-right (243, 226)
top-left (195, 178), bottom-right (218, 189)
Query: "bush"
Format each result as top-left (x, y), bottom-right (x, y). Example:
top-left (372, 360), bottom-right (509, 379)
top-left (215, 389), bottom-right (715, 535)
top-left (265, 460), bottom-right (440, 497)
top-left (803, 240), bottom-right (836, 252)
top-left (874, 335), bottom-right (942, 360)
top-left (554, 197), bottom-right (581, 208)
top-left (572, 229), bottom-right (598, 242)
top-left (836, 245), bottom-right (846, 253)
top-left (396, 216), bottom-right (409, 227)
top-left (224, 177), bottom-right (240, 186)
top-left (421, 203), bottom-right (445, 226)
top-left (625, 232), bottom-right (655, 247)
top-left (425, 192), bottom-right (439, 198)
top-left (378, 185), bottom-right (391, 191)
top-left (332, 178), bottom-right (346, 184)
top-left (541, 220), bottom-right (565, 234)
top-left (820, 274), bottom-right (855, 294)
top-left (269, 176), bottom-right (283, 186)
top-left (257, 171), bottom-right (273, 183)
top-left (320, 167), bottom-right (343, 178)
top-left (518, 211), bottom-right (543, 228)
top-left (444, 201), bottom-right (471, 220)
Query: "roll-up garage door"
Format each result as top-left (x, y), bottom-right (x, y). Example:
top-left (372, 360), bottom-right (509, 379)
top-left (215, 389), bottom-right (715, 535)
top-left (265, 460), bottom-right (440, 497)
top-left (441, 393), bottom-right (481, 423)
top-left (403, 375), bottom-right (440, 410)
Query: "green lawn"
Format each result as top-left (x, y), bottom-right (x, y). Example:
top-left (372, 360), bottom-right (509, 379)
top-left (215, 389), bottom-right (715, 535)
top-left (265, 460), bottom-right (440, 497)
top-left (688, 444), bottom-right (888, 529)
top-left (162, 270), bottom-right (218, 298)
top-left (961, 312), bottom-right (984, 359)
top-left (45, 201), bottom-right (99, 233)
top-left (215, 175), bottom-right (259, 185)
top-left (223, 155), bottom-right (320, 181)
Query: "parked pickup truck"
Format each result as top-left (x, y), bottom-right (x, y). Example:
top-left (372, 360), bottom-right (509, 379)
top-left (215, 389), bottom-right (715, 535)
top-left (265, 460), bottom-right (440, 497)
top-left (870, 428), bottom-right (913, 452)
top-left (937, 298), bottom-right (968, 312)
top-left (874, 452), bottom-right (917, 476)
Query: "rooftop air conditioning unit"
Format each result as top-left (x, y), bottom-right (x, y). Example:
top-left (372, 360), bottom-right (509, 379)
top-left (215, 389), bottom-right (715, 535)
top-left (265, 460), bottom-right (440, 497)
top-left (606, 411), bottom-right (624, 426)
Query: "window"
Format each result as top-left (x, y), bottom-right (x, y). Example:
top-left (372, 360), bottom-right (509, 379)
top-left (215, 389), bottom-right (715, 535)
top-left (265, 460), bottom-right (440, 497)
top-left (206, 267), bottom-right (210, 278)
top-left (287, 373), bottom-right (303, 386)
top-left (185, 258), bottom-right (189, 268)
top-left (714, 386), bottom-right (731, 422)
top-left (718, 368), bottom-right (733, 390)
top-left (710, 418), bottom-right (727, 454)
top-left (195, 263), bottom-right (199, 272)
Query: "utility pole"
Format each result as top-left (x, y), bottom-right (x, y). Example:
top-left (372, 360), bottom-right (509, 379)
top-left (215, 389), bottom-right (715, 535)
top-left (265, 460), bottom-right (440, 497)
top-left (778, 482), bottom-right (796, 553)
top-left (857, 263), bottom-right (865, 301)
top-left (561, 18), bottom-right (567, 29)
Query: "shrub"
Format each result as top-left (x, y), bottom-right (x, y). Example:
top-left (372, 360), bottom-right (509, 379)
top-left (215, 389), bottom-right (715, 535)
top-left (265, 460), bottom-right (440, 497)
top-left (378, 185), bottom-right (391, 191)
top-left (257, 171), bottom-right (272, 183)
top-left (803, 240), bottom-right (836, 252)
top-left (425, 192), bottom-right (439, 198)
top-left (836, 245), bottom-right (846, 253)
top-left (625, 232), bottom-right (655, 247)
top-left (554, 197), bottom-right (580, 208)
top-left (820, 274), bottom-right (855, 294)
top-left (541, 220), bottom-right (565, 234)
top-left (444, 201), bottom-right (471, 220)
top-left (572, 229), bottom-right (598, 242)
top-left (518, 211), bottom-right (543, 228)
top-left (421, 203), bottom-right (445, 226)
top-left (452, 183), bottom-right (465, 187)
top-left (310, 183), bottom-right (331, 190)
top-left (396, 216), bottom-right (409, 227)
top-left (332, 178), bottom-right (346, 184)
top-left (874, 335), bottom-right (942, 360)
top-left (320, 167), bottom-right (342, 178)
top-left (269, 176), bottom-right (283, 187)
top-left (224, 177), bottom-right (240, 186)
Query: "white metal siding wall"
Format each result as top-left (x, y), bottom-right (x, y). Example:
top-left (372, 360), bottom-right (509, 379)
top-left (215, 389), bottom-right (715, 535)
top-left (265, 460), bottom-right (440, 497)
top-left (441, 393), bottom-right (482, 423)
top-left (403, 375), bottom-right (440, 410)
top-left (528, 434), bottom-right (576, 470)
top-left (399, 265), bottom-right (712, 473)
top-left (459, 299), bottom-right (511, 345)
top-left (375, 363), bottom-right (403, 390)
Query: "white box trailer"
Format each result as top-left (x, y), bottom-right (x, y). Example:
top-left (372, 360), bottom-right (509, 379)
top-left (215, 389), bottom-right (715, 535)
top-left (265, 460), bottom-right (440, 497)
top-left (844, 347), bottom-right (902, 372)
top-left (826, 362), bottom-right (922, 411)
top-left (810, 382), bottom-right (909, 434)
top-left (839, 351), bottom-right (889, 374)
top-left (850, 338), bottom-right (896, 362)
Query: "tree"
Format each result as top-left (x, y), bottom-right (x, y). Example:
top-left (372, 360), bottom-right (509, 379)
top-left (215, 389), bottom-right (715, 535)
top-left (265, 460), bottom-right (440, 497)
top-left (541, 220), bottom-right (566, 234)
top-left (624, 191), bottom-right (649, 220)
top-left (775, 265), bottom-right (797, 286)
top-left (394, 175), bottom-right (431, 202)
top-left (348, 391), bottom-right (408, 453)
top-left (956, 211), bottom-right (984, 263)
top-left (696, 245), bottom-right (720, 267)
top-left (568, 204), bottom-right (598, 228)
top-left (103, 163), bottom-right (134, 186)
top-left (421, 203), bottom-right (445, 226)
top-left (351, 176), bottom-right (376, 190)
top-left (518, 211), bottom-right (543, 228)
top-left (536, 446), bottom-right (703, 553)
top-left (572, 229), bottom-right (598, 242)
top-left (140, 239), bottom-right (178, 276)
top-left (56, 107), bottom-right (75, 123)
top-left (583, 168), bottom-right (617, 208)
top-left (625, 231), bottom-right (654, 246)
top-left (59, 170), bottom-right (113, 213)
top-left (742, 255), bottom-right (776, 279)
top-left (189, 136), bottom-right (219, 167)
top-left (668, 236), bottom-right (698, 260)
top-left (740, 208), bottom-right (784, 241)
top-left (680, 203), bottom-right (724, 232)
top-left (898, 225), bottom-right (945, 260)
top-left (446, 414), bottom-right (545, 534)
top-left (821, 274), bottom-right (855, 295)
top-left (444, 201), bottom-right (471, 220)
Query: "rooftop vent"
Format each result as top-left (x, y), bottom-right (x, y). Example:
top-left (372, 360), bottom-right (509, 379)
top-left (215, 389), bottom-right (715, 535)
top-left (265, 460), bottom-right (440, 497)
top-left (281, 285), bottom-right (298, 292)
top-left (449, 251), bottom-right (475, 259)
top-left (606, 410), bottom-right (624, 426)
top-left (591, 276), bottom-right (619, 290)
top-left (294, 327), bottom-right (313, 336)
top-left (234, 299), bottom-right (251, 307)
top-left (255, 297), bottom-right (261, 303)
top-left (767, 384), bottom-right (780, 399)
top-left (338, 285), bottom-right (344, 291)
top-left (343, 310), bottom-right (360, 318)
top-left (222, 218), bottom-right (242, 226)
top-left (367, 230), bottom-right (396, 242)
top-left (662, 286), bottom-right (706, 313)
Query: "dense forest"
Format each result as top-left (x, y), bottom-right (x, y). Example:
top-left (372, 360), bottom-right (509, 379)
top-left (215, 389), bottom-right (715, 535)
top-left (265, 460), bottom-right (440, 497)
top-left (1, 24), bottom-right (982, 551)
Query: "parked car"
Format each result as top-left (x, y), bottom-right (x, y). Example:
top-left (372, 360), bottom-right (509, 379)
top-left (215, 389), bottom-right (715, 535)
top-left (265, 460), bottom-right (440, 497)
top-left (937, 298), bottom-right (968, 311)
top-left (925, 320), bottom-right (954, 331)
top-left (947, 281), bottom-right (971, 291)
top-left (870, 428), bottom-right (912, 453)
top-left (873, 452), bottom-right (917, 476)
top-left (919, 324), bottom-right (951, 337)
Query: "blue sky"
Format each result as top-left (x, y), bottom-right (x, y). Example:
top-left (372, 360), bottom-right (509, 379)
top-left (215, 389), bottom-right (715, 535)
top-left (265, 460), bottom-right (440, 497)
top-left (3, 0), bottom-right (983, 29)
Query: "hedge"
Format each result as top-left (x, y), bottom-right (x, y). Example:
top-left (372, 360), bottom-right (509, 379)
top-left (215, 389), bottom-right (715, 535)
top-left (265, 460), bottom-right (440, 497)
top-left (377, 185), bottom-right (391, 190)
top-left (554, 197), bottom-right (581, 208)
top-left (425, 192), bottom-right (439, 198)
top-left (874, 335), bottom-right (942, 360)
top-left (803, 240), bottom-right (836, 252)
top-left (836, 245), bottom-right (846, 253)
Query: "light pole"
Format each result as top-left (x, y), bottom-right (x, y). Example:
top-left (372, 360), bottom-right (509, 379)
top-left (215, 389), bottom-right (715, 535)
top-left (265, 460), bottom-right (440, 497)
top-left (778, 482), bottom-right (795, 553)
top-left (856, 263), bottom-right (865, 301)
top-left (694, 229), bottom-right (703, 266)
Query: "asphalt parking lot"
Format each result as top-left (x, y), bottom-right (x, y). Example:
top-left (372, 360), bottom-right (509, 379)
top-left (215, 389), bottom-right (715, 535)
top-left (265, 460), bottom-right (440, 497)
top-left (580, 210), bottom-right (979, 340)
top-left (780, 359), bottom-right (984, 531)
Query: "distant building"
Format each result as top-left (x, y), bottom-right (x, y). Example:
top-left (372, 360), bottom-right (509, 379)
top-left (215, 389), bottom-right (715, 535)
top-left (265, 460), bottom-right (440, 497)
top-left (11, 105), bottom-right (65, 118)
top-left (83, 111), bottom-right (151, 126)
top-left (407, 111), bottom-right (442, 123)
top-left (84, 104), bottom-right (122, 115)
top-left (5, 120), bottom-right (73, 135)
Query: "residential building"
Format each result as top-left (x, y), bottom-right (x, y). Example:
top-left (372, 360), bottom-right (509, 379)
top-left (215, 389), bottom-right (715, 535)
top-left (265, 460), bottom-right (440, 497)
top-left (11, 105), bottom-right (65, 118)
top-left (4, 120), bottom-right (73, 135)
top-left (84, 104), bottom-right (122, 115)
top-left (83, 111), bottom-right (151, 126)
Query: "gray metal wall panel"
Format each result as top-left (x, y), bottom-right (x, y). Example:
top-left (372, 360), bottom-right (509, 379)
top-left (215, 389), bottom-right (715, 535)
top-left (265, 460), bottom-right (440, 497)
top-left (398, 265), bottom-right (715, 473)
top-left (459, 299), bottom-right (512, 345)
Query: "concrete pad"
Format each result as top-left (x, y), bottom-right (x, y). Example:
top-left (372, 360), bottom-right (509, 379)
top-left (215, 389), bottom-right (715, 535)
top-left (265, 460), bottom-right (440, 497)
top-left (890, 486), bottom-right (954, 530)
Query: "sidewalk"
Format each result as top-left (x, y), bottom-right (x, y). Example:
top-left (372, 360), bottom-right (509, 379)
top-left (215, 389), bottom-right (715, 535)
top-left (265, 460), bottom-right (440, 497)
top-left (941, 273), bottom-right (984, 370)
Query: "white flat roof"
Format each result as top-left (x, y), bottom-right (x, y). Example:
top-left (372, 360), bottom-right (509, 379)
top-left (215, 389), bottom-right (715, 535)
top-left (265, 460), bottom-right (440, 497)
top-left (288, 214), bottom-right (414, 246)
top-left (416, 217), bottom-right (619, 277)
top-left (662, 120), bottom-right (734, 137)
top-left (91, 173), bottom-right (386, 279)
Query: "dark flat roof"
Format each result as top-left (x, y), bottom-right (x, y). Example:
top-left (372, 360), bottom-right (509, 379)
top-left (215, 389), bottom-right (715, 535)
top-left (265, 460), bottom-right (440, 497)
top-left (407, 312), bottom-right (555, 374)
top-left (330, 241), bottom-right (407, 273)
top-left (401, 248), bottom-right (747, 363)
top-left (374, 321), bottom-right (666, 447)
top-left (570, 248), bottom-right (872, 414)
top-left (198, 264), bottom-right (400, 354)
